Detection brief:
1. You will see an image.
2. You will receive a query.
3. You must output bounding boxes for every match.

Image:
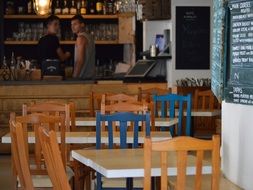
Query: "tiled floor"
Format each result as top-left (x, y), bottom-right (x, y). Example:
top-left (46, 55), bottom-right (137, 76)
top-left (0, 156), bottom-right (14, 190)
top-left (0, 155), bottom-right (243, 190)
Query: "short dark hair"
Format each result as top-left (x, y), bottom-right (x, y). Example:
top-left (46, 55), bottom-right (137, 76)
top-left (71, 14), bottom-right (85, 23)
top-left (45, 15), bottom-right (60, 27)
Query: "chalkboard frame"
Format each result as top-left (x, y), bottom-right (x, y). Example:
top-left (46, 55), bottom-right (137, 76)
top-left (176, 6), bottom-right (211, 70)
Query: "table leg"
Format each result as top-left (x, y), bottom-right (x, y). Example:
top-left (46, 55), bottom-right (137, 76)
top-left (126, 177), bottom-right (133, 190)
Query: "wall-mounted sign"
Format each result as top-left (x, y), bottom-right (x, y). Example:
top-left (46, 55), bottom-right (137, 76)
top-left (176, 7), bottom-right (210, 70)
top-left (225, 0), bottom-right (253, 105)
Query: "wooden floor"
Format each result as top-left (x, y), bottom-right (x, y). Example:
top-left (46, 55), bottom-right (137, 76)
top-left (0, 155), bottom-right (242, 190)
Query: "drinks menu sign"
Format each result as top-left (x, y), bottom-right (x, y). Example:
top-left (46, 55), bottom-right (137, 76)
top-left (225, 0), bottom-right (253, 105)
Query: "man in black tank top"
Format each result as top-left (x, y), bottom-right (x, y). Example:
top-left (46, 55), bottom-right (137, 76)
top-left (71, 15), bottom-right (95, 79)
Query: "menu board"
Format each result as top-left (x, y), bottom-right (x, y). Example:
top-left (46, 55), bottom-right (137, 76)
top-left (211, 0), bottom-right (229, 102)
top-left (176, 7), bottom-right (210, 70)
top-left (225, 0), bottom-right (253, 105)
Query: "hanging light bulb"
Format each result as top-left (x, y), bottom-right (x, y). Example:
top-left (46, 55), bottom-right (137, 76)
top-left (33, 0), bottom-right (52, 16)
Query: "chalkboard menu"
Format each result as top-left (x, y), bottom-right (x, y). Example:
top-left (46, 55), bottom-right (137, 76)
top-left (176, 7), bottom-right (210, 70)
top-left (211, 0), bottom-right (229, 102)
top-left (225, 0), bottom-right (253, 105)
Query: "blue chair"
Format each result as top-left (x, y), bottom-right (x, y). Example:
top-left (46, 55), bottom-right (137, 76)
top-left (153, 93), bottom-right (192, 136)
top-left (96, 111), bottom-right (151, 190)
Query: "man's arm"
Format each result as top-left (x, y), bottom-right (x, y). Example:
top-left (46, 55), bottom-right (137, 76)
top-left (56, 47), bottom-right (71, 62)
top-left (73, 36), bottom-right (87, 78)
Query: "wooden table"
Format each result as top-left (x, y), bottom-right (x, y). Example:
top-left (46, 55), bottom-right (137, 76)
top-left (1, 131), bottom-right (171, 144)
top-left (75, 117), bottom-right (179, 127)
top-left (71, 148), bottom-right (211, 178)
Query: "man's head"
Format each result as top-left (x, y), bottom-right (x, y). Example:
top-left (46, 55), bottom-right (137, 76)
top-left (45, 15), bottom-right (60, 34)
top-left (71, 15), bottom-right (85, 34)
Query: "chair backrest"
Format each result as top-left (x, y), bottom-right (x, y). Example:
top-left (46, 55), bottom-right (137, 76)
top-left (38, 127), bottom-right (72, 190)
top-left (9, 112), bottom-right (66, 176)
top-left (153, 94), bottom-right (192, 136)
top-left (138, 87), bottom-right (172, 102)
top-left (193, 90), bottom-right (221, 134)
top-left (10, 121), bottom-right (34, 190)
top-left (105, 93), bottom-right (138, 104)
top-left (101, 94), bottom-right (147, 114)
top-left (144, 135), bottom-right (220, 190)
top-left (194, 90), bottom-right (218, 110)
top-left (96, 111), bottom-right (151, 149)
top-left (89, 92), bottom-right (113, 117)
top-left (22, 101), bottom-right (76, 131)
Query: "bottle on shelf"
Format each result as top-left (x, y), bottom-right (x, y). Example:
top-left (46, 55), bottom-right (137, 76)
top-left (10, 52), bottom-right (16, 70)
top-left (80, 0), bottom-right (87, 14)
top-left (77, 0), bottom-right (81, 14)
top-left (62, 0), bottom-right (70, 14)
top-left (2, 56), bottom-right (8, 68)
top-left (27, 0), bottom-right (34, 14)
top-left (96, 0), bottom-right (103, 15)
top-left (54, 0), bottom-right (62, 15)
top-left (70, 0), bottom-right (77, 14)
top-left (106, 0), bottom-right (114, 15)
top-left (103, 0), bottom-right (107, 15)
top-left (89, 0), bottom-right (96, 14)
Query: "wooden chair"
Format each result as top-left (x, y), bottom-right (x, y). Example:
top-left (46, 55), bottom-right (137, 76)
top-left (101, 94), bottom-right (149, 131)
top-left (153, 94), bottom-right (192, 136)
top-left (89, 92), bottom-right (113, 117)
top-left (22, 101), bottom-right (89, 190)
top-left (22, 101), bottom-right (76, 131)
top-left (9, 113), bottom-right (73, 189)
top-left (138, 87), bottom-right (172, 102)
top-left (38, 127), bottom-right (72, 190)
top-left (144, 135), bottom-right (220, 190)
top-left (96, 111), bottom-right (151, 190)
top-left (10, 121), bottom-right (34, 190)
top-left (193, 90), bottom-right (221, 137)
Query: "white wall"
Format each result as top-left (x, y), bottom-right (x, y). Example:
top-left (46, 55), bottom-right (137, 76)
top-left (143, 0), bottom-right (212, 87)
top-left (222, 102), bottom-right (253, 190)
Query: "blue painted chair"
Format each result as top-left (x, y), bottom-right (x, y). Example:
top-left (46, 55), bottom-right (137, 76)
top-left (153, 93), bottom-right (192, 136)
top-left (96, 111), bottom-right (151, 190)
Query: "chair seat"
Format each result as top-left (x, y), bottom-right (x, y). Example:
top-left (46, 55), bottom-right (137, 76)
top-left (101, 178), bottom-right (143, 189)
top-left (18, 166), bottom-right (74, 188)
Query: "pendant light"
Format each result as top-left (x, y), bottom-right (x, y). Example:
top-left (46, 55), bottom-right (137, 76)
top-left (33, 0), bottom-right (52, 16)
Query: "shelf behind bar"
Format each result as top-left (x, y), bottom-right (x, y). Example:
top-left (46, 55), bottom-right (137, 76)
top-left (4, 40), bottom-right (119, 45)
top-left (3, 14), bottom-right (135, 19)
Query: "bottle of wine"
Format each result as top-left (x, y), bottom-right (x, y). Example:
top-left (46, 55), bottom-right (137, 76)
top-left (70, 0), bottom-right (77, 14)
top-left (103, 0), bottom-right (107, 15)
top-left (54, 0), bottom-right (62, 14)
top-left (62, 0), bottom-right (69, 14)
top-left (89, 0), bottom-right (96, 14)
top-left (80, 0), bottom-right (87, 14)
top-left (27, 0), bottom-right (33, 14)
top-left (77, 0), bottom-right (81, 14)
top-left (107, 0), bottom-right (114, 14)
top-left (96, 0), bottom-right (103, 14)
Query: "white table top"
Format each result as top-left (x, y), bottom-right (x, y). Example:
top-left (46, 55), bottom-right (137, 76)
top-left (188, 109), bottom-right (221, 117)
top-left (72, 148), bottom-right (212, 178)
top-left (75, 117), bottom-right (179, 127)
top-left (1, 131), bottom-right (171, 144)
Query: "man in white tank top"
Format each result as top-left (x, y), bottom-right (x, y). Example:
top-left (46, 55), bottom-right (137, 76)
top-left (71, 15), bottom-right (95, 79)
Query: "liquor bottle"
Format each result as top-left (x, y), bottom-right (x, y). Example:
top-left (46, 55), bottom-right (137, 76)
top-left (103, 0), bottom-right (107, 15)
top-left (89, 0), bottom-right (96, 14)
top-left (70, 0), bottom-right (77, 14)
top-left (62, 0), bottom-right (69, 14)
top-left (107, 0), bottom-right (114, 14)
top-left (10, 52), bottom-right (16, 70)
top-left (80, 0), bottom-right (87, 14)
top-left (54, 0), bottom-right (62, 14)
top-left (27, 0), bottom-right (33, 14)
top-left (77, 0), bottom-right (81, 14)
top-left (96, 0), bottom-right (103, 14)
